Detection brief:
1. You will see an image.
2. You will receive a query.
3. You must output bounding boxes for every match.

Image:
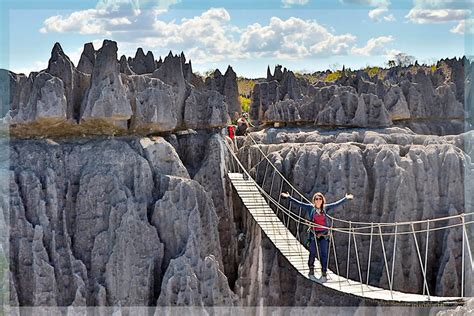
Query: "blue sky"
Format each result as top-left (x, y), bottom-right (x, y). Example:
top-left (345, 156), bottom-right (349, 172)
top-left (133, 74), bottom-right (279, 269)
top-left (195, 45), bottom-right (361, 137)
top-left (1, 0), bottom-right (473, 78)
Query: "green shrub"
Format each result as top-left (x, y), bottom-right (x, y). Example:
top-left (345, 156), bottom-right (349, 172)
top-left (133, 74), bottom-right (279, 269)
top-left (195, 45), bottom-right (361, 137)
top-left (365, 66), bottom-right (380, 78)
top-left (324, 71), bottom-right (342, 82)
top-left (240, 96), bottom-right (251, 113)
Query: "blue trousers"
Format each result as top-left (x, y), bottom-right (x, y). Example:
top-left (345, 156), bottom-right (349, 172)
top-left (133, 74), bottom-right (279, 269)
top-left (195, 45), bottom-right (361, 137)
top-left (308, 233), bottom-right (329, 273)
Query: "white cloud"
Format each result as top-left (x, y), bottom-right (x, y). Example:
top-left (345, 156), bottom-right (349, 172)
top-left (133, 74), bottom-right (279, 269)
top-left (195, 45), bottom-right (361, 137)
top-left (40, 9), bottom-right (108, 35)
top-left (239, 17), bottom-right (356, 58)
top-left (39, 0), bottom-right (179, 34)
top-left (406, 8), bottom-right (470, 24)
top-left (351, 35), bottom-right (395, 56)
top-left (369, 8), bottom-right (387, 21)
top-left (39, 6), bottom-right (397, 62)
top-left (450, 19), bottom-right (474, 34)
top-left (146, 8), bottom-right (240, 61)
top-left (369, 8), bottom-right (396, 22)
top-left (282, 0), bottom-right (309, 8)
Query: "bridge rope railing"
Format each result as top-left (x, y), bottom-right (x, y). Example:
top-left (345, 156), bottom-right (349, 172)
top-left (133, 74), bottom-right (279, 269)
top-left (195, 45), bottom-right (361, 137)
top-left (223, 135), bottom-right (473, 300)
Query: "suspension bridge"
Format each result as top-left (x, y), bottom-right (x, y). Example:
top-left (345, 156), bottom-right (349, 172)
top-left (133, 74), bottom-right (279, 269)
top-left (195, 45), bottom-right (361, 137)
top-left (224, 135), bottom-right (473, 305)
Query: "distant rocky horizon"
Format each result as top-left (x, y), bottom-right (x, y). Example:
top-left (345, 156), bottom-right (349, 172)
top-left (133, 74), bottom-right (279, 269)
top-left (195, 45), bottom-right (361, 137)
top-left (1, 39), bottom-right (471, 139)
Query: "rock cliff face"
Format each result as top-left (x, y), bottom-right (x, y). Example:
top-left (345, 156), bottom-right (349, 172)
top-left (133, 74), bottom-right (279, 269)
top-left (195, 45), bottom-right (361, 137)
top-left (5, 134), bottom-right (237, 308)
top-left (1, 40), bottom-right (472, 310)
top-left (253, 61), bottom-right (472, 135)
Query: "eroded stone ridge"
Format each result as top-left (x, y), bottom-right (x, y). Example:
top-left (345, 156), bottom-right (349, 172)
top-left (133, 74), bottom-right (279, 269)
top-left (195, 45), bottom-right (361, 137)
top-left (1, 40), bottom-right (232, 137)
top-left (205, 66), bottom-right (242, 120)
top-left (6, 135), bottom-right (237, 308)
top-left (253, 61), bottom-right (472, 134)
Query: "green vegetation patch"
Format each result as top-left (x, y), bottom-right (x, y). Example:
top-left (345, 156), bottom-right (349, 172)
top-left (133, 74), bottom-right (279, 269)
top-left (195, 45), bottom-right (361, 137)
top-left (240, 96), bottom-right (251, 113)
top-left (365, 66), bottom-right (380, 78)
top-left (324, 70), bottom-right (343, 82)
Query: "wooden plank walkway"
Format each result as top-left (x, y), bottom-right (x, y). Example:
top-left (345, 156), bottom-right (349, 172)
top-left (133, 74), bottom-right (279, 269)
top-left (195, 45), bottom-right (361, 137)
top-left (228, 172), bottom-right (463, 304)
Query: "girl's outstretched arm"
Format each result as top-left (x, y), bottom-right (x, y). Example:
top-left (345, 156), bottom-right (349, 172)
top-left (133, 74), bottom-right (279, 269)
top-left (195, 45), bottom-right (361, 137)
top-left (325, 193), bottom-right (353, 211)
top-left (281, 192), bottom-right (314, 210)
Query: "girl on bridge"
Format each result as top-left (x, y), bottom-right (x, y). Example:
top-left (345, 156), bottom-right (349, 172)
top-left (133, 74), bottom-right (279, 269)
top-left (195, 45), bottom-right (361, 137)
top-left (281, 191), bottom-right (353, 283)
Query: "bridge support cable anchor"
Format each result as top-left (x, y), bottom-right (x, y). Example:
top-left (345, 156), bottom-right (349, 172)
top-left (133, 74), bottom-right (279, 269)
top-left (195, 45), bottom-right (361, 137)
top-left (346, 221), bottom-right (352, 283)
top-left (378, 224), bottom-right (394, 299)
top-left (462, 216), bottom-right (473, 272)
top-left (411, 223), bottom-right (430, 301)
top-left (461, 215), bottom-right (465, 298)
top-left (276, 179), bottom-right (288, 229)
top-left (327, 220), bottom-right (334, 278)
top-left (329, 221), bottom-right (342, 290)
top-left (423, 220), bottom-right (429, 297)
top-left (352, 228), bottom-right (364, 295)
top-left (462, 215), bottom-right (473, 298)
top-left (269, 169), bottom-right (277, 217)
top-left (262, 160), bottom-right (269, 193)
top-left (390, 224), bottom-right (398, 295)
top-left (366, 223), bottom-right (374, 286)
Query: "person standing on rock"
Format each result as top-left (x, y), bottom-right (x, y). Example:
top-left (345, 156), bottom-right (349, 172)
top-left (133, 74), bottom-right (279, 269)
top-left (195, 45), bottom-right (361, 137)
top-left (280, 191), bottom-right (353, 283)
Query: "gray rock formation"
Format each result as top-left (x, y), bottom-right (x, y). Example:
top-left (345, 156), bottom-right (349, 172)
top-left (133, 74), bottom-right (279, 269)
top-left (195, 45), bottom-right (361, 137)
top-left (184, 89), bottom-right (228, 129)
top-left (104, 206), bottom-right (163, 306)
top-left (2, 41), bottom-right (233, 136)
top-left (140, 137), bottom-right (189, 179)
top-left (124, 75), bottom-right (178, 133)
top-left (128, 48), bottom-right (156, 75)
top-left (252, 61), bottom-right (470, 135)
top-left (437, 298), bottom-right (474, 315)
top-left (119, 55), bottom-right (134, 75)
top-left (81, 40), bottom-right (132, 126)
top-left (383, 85), bottom-right (410, 120)
top-left (13, 71), bottom-right (67, 124)
top-left (6, 135), bottom-right (234, 308)
top-left (47, 42), bottom-right (90, 121)
top-left (192, 134), bottom-right (239, 284)
top-left (152, 177), bottom-right (236, 306)
top-left (264, 98), bottom-right (303, 123)
top-left (77, 43), bottom-right (95, 75)
top-left (250, 80), bottom-right (280, 124)
top-left (153, 52), bottom-right (188, 128)
top-left (180, 52), bottom-right (193, 83)
top-left (205, 66), bottom-right (242, 120)
top-left (0, 70), bottom-right (26, 118)
top-left (264, 85), bottom-right (392, 128)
